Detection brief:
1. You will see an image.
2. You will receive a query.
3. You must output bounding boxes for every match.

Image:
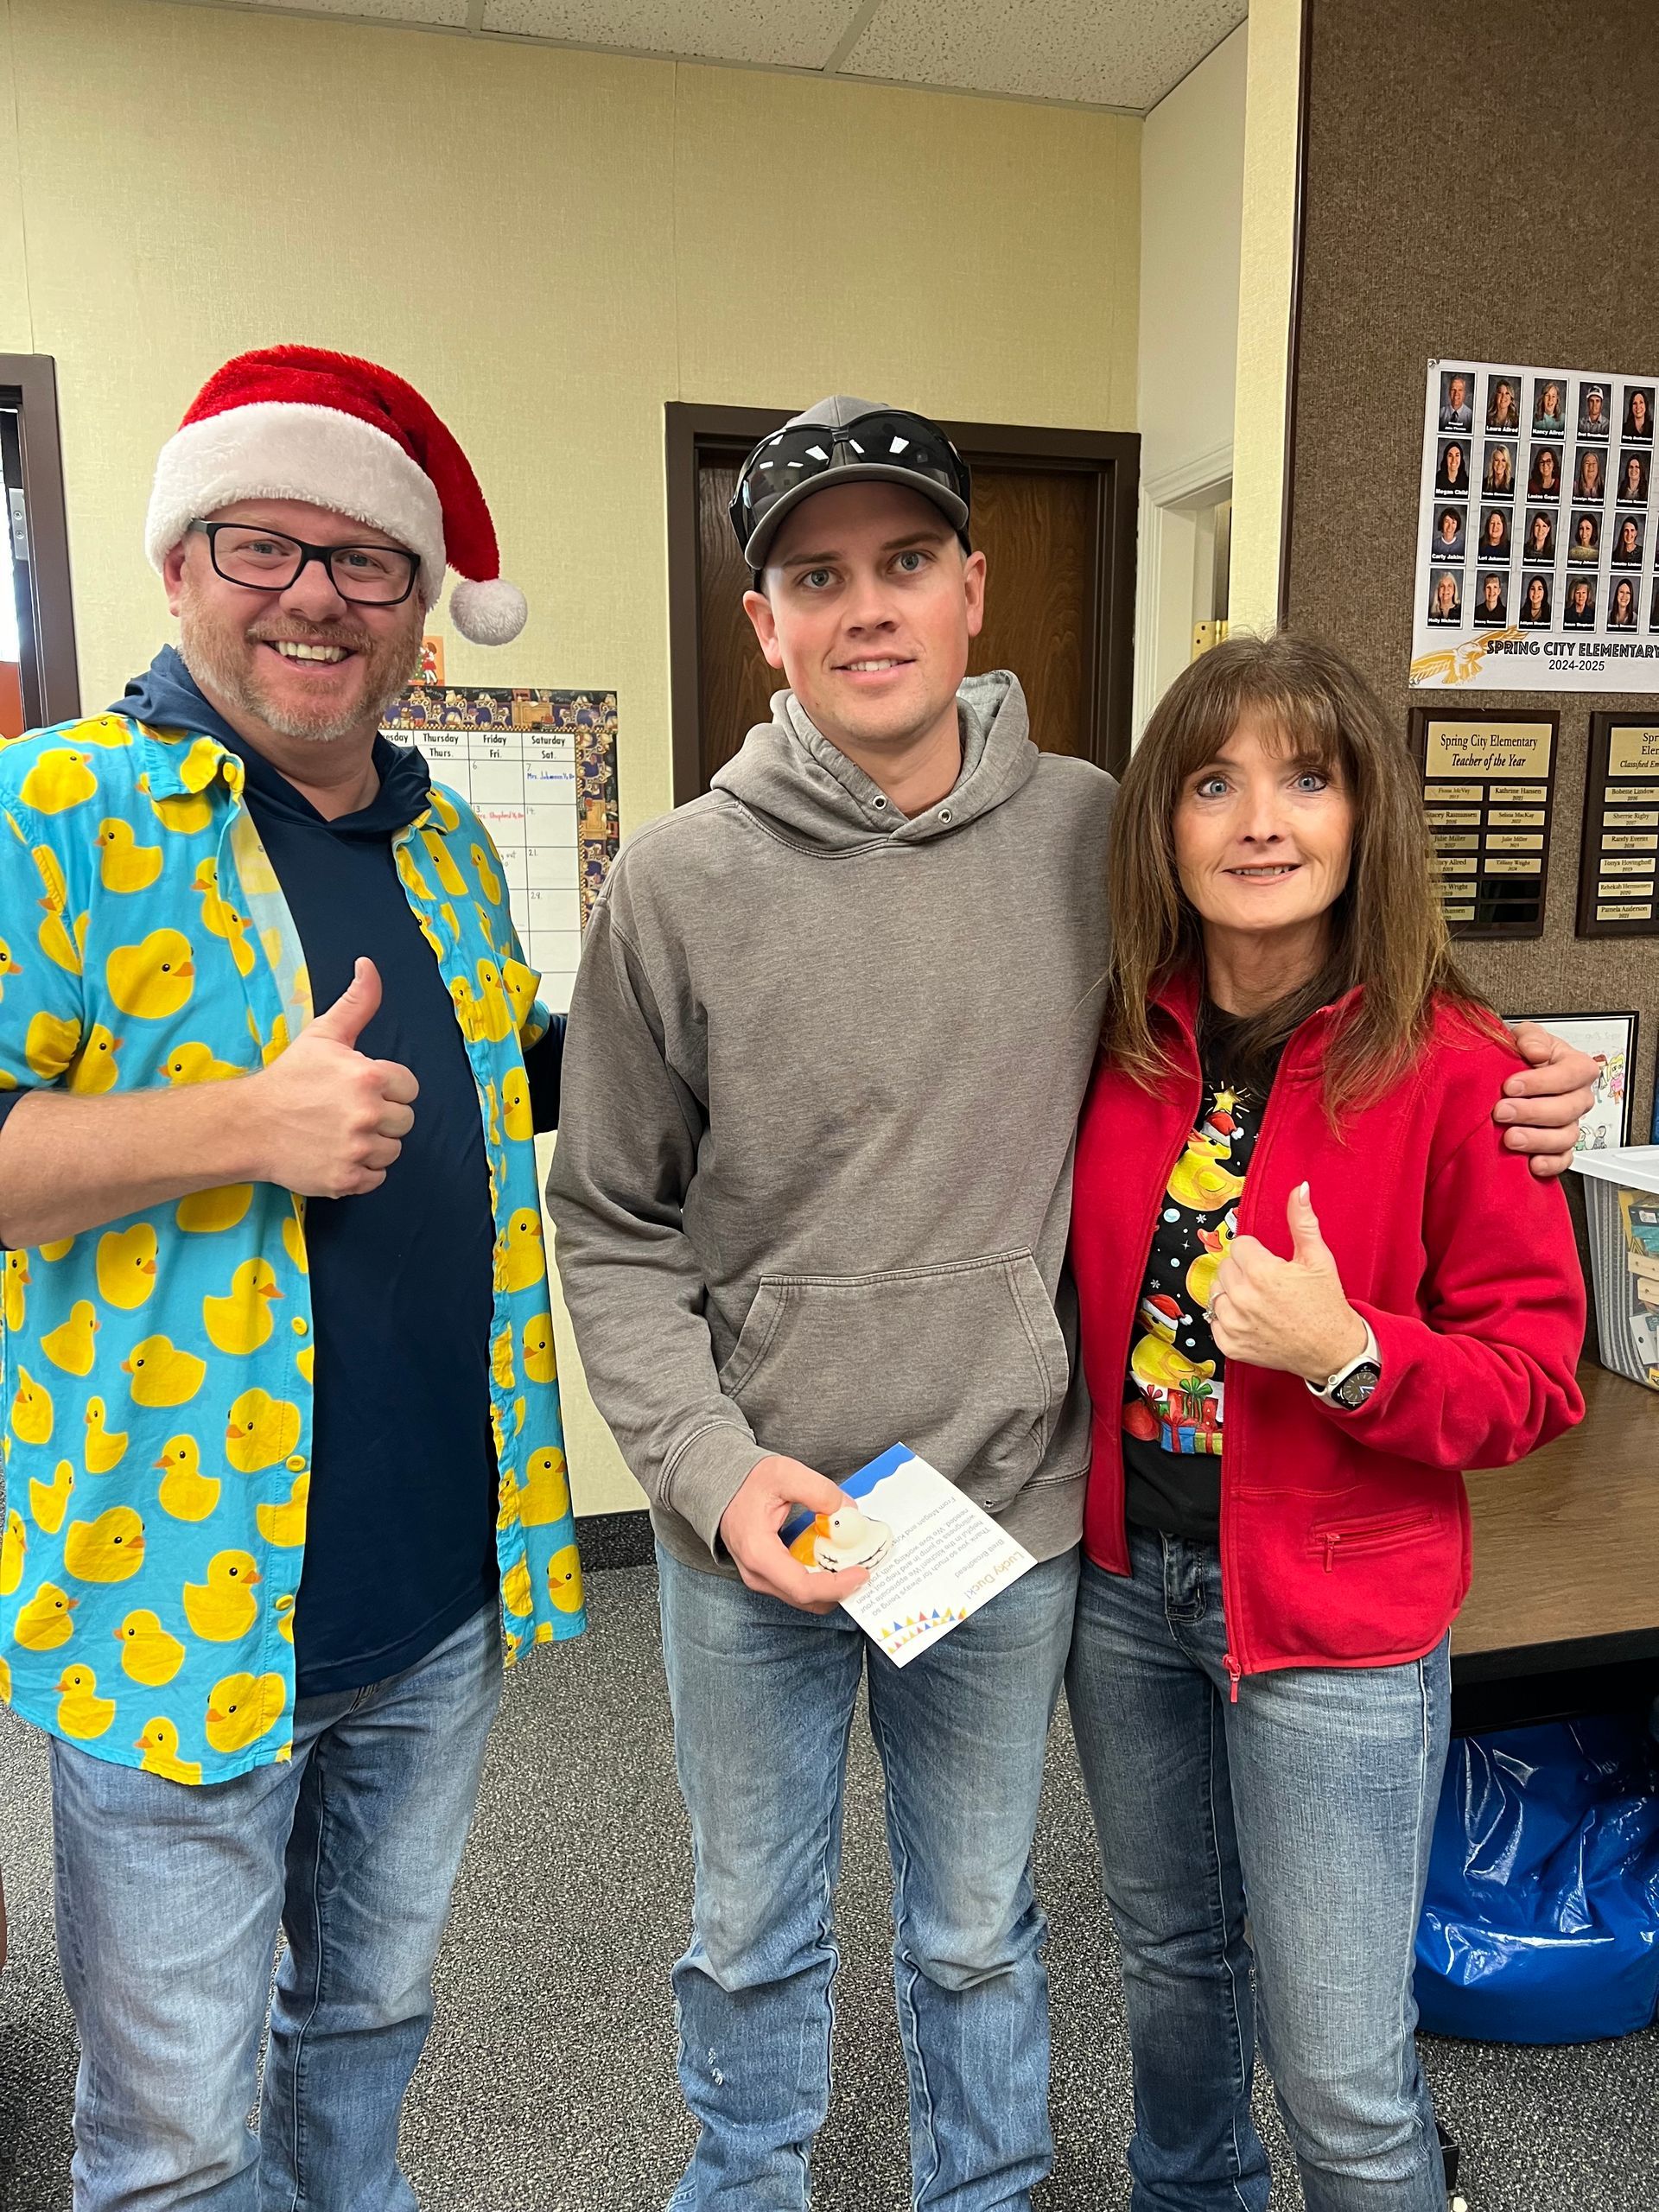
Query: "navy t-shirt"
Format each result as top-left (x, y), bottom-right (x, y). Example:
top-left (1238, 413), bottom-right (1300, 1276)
top-left (107, 652), bottom-right (551, 1695)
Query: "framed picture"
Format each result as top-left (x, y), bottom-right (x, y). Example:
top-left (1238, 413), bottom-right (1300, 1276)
top-left (1505, 1012), bottom-right (1637, 1151)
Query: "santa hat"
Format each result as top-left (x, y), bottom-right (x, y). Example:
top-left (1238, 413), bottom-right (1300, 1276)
top-left (145, 346), bottom-right (526, 645)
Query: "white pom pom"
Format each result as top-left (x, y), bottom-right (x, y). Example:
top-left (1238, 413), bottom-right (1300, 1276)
top-left (449, 576), bottom-right (527, 645)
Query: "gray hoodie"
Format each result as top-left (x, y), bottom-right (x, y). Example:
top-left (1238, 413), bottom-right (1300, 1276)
top-left (546, 671), bottom-right (1117, 1573)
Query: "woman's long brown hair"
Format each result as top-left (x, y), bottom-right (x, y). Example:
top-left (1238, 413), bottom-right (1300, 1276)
top-left (1103, 631), bottom-right (1504, 1122)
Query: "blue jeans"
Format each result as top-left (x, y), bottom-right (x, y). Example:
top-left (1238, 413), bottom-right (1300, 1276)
top-left (656, 1541), bottom-right (1080, 2212)
top-left (1065, 1534), bottom-right (1450, 2212)
top-left (48, 1600), bottom-right (503, 2212)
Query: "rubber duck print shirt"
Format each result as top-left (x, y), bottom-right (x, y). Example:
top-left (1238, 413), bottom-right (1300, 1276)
top-left (1121, 1005), bottom-right (1283, 1545)
top-left (0, 709), bottom-right (584, 1783)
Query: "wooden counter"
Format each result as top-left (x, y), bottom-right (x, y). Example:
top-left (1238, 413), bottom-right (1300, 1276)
top-left (1454, 1360), bottom-right (1659, 1675)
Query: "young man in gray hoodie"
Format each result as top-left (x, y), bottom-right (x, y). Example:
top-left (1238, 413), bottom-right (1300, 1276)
top-left (546, 399), bottom-right (1593, 2210)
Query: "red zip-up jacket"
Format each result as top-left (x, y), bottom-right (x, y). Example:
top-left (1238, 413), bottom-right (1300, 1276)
top-left (1071, 973), bottom-right (1586, 1690)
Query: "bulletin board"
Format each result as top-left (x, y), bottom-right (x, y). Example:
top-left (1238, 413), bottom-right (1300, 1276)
top-left (381, 686), bottom-right (619, 1015)
top-left (1281, 0), bottom-right (1659, 1158)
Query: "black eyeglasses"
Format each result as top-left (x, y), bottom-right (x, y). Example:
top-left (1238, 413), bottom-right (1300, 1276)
top-left (729, 410), bottom-right (970, 554)
top-left (188, 519), bottom-right (422, 606)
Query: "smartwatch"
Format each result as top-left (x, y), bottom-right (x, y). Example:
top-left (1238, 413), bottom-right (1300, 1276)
top-left (1307, 1321), bottom-right (1382, 1411)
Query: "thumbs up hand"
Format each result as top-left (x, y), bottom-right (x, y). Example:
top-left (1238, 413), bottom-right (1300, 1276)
top-left (1207, 1183), bottom-right (1369, 1384)
top-left (246, 958), bottom-right (420, 1197)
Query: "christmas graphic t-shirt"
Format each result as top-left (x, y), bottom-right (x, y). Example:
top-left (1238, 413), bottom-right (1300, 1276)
top-left (1121, 1004), bottom-right (1285, 1543)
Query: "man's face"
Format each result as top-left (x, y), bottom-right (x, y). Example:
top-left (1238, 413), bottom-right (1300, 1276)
top-left (163, 499), bottom-right (427, 745)
top-left (742, 481), bottom-right (986, 757)
top-left (1449, 378), bottom-right (1467, 408)
top-left (1587, 391), bottom-right (1604, 422)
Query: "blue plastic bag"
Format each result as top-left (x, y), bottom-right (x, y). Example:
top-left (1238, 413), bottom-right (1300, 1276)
top-left (1414, 1715), bottom-right (1659, 2044)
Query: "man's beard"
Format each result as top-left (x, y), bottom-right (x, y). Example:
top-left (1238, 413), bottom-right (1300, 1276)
top-left (179, 600), bottom-right (423, 745)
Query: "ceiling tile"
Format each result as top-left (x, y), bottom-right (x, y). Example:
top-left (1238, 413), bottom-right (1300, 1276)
top-left (842, 0), bottom-right (1248, 111)
top-left (482, 0), bottom-right (856, 69)
top-left (234, 0), bottom-right (469, 23)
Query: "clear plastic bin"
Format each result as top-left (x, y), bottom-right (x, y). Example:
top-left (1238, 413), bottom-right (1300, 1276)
top-left (1572, 1146), bottom-right (1659, 1390)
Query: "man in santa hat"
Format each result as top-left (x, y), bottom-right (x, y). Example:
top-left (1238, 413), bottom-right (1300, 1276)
top-left (0, 346), bottom-right (582, 2207)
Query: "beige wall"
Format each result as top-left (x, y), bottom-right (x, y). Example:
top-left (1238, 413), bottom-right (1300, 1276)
top-left (0, 0), bottom-right (1141, 1511)
top-left (1135, 21), bottom-right (1248, 725)
top-left (1230, 0), bottom-right (1302, 632)
top-left (1137, 22), bottom-right (1247, 494)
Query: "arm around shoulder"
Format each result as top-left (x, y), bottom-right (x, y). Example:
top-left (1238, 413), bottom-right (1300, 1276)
top-left (1333, 1089), bottom-right (1587, 1471)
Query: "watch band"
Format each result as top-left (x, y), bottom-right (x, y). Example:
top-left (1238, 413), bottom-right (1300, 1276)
top-left (1307, 1320), bottom-right (1382, 1406)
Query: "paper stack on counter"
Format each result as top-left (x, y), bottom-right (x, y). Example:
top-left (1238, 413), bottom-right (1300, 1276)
top-left (780, 1444), bottom-right (1036, 1667)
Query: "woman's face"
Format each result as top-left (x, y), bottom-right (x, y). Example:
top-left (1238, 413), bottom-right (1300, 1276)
top-left (1529, 519), bottom-right (1548, 549)
top-left (1543, 384), bottom-right (1560, 414)
top-left (1173, 712), bottom-right (1356, 959)
top-left (1434, 576), bottom-right (1457, 613)
top-left (1625, 461), bottom-right (1643, 493)
top-left (1485, 513), bottom-right (1504, 544)
top-left (1491, 451), bottom-right (1511, 484)
top-left (1483, 578), bottom-right (1503, 607)
top-left (1445, 446), bottom-right (1464, 480)
top-left (1577, 518), bottom-right (1595, 546)
top-left (1583, 454), bottom-right (1601, 490)
top-left (1620, 523), bottom-right (1639, 553)
top-left (1526, 579), bottom-right (1546, 614)
top-left (1614, 584), bottom-right (1634, 620)
top-left (1439, 513), bottom-right (1459, 541)
top-left (1633, 393), bottom-right (1650, 433)
top-left (1572, 583), bottom-right (1590, 612)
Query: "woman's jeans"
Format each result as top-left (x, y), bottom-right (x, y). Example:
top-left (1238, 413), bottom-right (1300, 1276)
top-left (656, 1540), bottom-right (1080, 2212)
top-left (1066, 1532), bottom-right (1451, 2212)
top-left (48, 1600), bottom-right (503, 2212)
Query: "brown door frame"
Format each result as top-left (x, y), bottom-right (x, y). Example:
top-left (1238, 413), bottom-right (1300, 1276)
top-left (665, 402), bottom-right (1140, 804)
top-left (1, 353), bottom-right (80, 725)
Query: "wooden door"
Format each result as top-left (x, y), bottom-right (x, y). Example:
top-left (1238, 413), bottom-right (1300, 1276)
top-left (667, 406), bottom-right (1138, 801)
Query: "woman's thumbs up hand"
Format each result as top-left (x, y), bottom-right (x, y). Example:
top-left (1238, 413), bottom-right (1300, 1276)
top-left (1208, 1183), bottom-right (1369, 1384)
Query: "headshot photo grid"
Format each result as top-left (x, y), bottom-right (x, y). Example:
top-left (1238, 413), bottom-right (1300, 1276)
top-left (1416, 360), bottom-right (1658, 683)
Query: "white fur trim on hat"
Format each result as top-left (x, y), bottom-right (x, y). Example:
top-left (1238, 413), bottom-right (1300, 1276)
top-left (146, 402), bottom-right (447, 604)
top-left (448, 577), bottom-right (527, 645)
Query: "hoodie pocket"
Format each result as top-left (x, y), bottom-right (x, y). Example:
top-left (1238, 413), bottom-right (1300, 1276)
top-left (717, 1250), bottom-right (1070, 1511)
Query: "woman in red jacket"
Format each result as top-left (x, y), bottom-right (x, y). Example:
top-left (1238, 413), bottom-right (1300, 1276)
top-left (1066, 633), bottom-right (1585, 2212)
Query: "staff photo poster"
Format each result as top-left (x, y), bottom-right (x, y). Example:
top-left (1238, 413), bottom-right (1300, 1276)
top-left (1411, 358), bottom-right (1658, 692)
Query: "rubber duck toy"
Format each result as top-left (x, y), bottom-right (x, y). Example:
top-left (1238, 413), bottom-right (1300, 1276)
top-left (811, 1505), bottom-right (894, 1573)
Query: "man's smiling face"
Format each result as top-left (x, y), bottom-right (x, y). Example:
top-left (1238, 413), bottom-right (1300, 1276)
top-left (741, 480), bottom-right (986, 760)
top-left (164, 498), bottom-right (427, 745)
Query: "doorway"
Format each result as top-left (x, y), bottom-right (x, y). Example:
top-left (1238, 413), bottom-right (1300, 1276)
top-left (665, 404), bottom-right (1139, 802)
top-left (0, 357), bottom-right (79, 738)
top-left (1133, 451), bottom-right (1234, 740)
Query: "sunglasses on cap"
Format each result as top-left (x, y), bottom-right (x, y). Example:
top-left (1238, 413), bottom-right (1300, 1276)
top-left (729, 409), bottom-right (971, 557)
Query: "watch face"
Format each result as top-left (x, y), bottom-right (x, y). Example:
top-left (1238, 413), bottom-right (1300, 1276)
top-left (1334, 1363), bottom-right (1382, 1409)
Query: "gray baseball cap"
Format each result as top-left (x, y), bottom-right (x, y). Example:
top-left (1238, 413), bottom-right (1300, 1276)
top-left (732, 396), bottom-right (971, 570)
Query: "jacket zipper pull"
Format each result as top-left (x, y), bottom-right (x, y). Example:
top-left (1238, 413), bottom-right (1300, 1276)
top-left (1324, 1533), bottom-right (1340, 1573)
top-left (1224, 1653), bottom-right (1242, 1704)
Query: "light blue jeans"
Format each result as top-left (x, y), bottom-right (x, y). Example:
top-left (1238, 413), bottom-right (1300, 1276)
top-left (656, 1541), bottom-right (1080, 2212)
top-left (48, 1600), bottom-right (502, 2212)
top-left (1065, 1532), bottom-right (1450, 2212)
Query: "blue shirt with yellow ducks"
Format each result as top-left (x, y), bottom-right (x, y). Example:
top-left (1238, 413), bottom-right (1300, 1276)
top-left (0, 704), bottom-right (584, 1783)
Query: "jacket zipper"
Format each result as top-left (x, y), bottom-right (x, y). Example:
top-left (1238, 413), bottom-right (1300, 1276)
top-left (1213, 1031), bottom-right (1325, 1695)
top-left (1311, 1512), bottom-right (1434, 1573)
